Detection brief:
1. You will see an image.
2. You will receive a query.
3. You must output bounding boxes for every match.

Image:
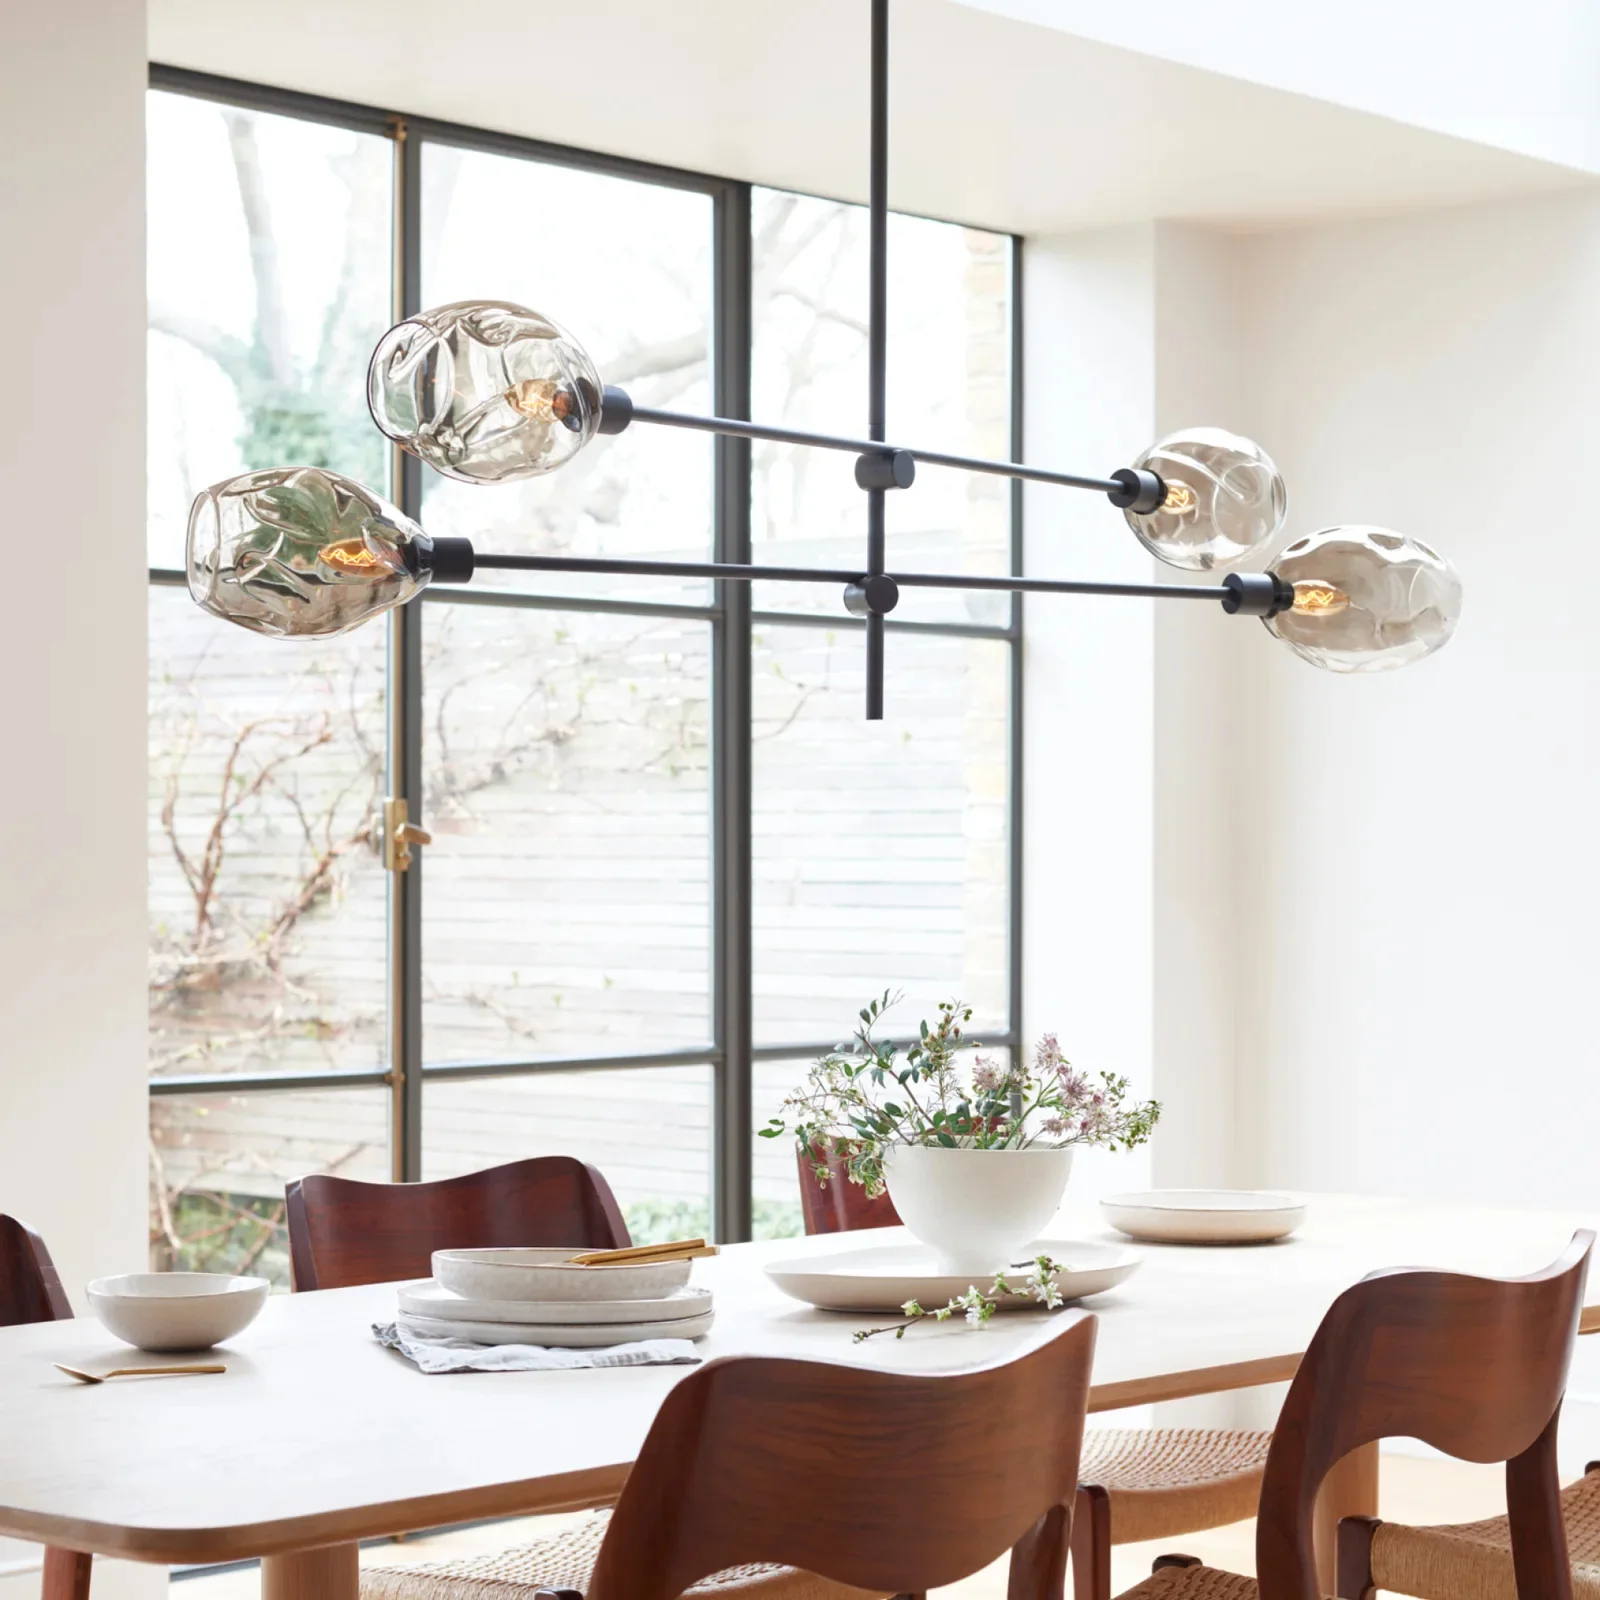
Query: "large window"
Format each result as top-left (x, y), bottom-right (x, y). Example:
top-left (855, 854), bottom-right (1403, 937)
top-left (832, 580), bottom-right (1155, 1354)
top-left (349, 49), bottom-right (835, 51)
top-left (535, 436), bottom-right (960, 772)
top-left (146, 68), bottom-right (1019, 1279)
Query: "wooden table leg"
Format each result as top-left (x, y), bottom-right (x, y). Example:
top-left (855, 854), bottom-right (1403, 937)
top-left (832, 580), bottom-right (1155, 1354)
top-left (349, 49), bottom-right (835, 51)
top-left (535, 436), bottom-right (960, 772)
top-left (262, 1544), bottom-right (359, 1600)
top-left (1313, 1442), bottom-right (1380, 1594)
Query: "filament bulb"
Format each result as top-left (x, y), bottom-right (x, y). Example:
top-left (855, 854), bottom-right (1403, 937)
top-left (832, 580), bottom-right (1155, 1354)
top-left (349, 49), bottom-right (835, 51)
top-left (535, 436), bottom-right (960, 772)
top-left (1162, 480), bottom-right (1197, 514)
top-left (1291, 579), bottom-right (1349, 617)
top-left (505, 379), bottom-right (577, 428)
top-left (318, 537), bottom-right (403, 579)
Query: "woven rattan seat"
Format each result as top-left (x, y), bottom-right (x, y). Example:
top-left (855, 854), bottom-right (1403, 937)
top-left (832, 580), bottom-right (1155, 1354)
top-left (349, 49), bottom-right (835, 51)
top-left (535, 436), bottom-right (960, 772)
top-left (1081, 1428), bottom-right (1273, 1544)
top-left (1368, 1467), bottom-right (1600, 1600)
top-left (361, 1510), bottom-right (889, 1600)
top-left (1115, 1561), bottom-right (1327, 1600)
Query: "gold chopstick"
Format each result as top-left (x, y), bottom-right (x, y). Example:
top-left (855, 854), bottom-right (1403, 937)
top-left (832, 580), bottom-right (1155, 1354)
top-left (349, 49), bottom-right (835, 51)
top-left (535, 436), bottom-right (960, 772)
top-left (568, 1237), bottom-right (720, 1266)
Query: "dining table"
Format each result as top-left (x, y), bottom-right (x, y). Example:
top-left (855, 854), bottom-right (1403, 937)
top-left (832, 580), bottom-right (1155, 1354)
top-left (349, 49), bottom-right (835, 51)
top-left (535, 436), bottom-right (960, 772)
top-left (2, 1193), bottom-right (1597, 1600)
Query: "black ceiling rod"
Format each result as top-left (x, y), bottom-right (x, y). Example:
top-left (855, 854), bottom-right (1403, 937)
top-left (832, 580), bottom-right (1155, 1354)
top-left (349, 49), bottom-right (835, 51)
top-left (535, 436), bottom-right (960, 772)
top-left (862, 0), bottom-right (892, 720)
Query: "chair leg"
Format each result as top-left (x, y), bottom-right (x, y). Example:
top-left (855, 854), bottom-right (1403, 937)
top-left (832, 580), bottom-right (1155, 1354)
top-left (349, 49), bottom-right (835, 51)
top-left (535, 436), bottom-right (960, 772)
top-left (41, 1550), bottom-right (91, 1600)
top-left (1070, 1486), bottom-right (1112, 1600)
top-left (1335, 1516), bottom-right (1379, 1600)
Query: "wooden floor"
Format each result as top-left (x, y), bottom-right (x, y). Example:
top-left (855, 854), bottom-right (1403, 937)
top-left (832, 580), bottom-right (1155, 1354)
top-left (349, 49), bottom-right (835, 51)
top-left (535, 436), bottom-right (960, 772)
top-left (168, 1452), bottom-right (1507, 1600)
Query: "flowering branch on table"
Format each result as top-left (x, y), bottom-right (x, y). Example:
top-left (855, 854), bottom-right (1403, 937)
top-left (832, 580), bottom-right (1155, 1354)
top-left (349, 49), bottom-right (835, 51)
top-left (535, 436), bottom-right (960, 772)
top-left (852, 1254), bottom-right (1071, 1342)
top-left (759, 992), bottom-right (1161, 1198)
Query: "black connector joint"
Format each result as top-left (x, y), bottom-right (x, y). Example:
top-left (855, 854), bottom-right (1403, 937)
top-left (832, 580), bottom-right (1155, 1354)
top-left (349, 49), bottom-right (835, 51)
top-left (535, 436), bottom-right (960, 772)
top-left (854, 450), bottom-right (916, 491)
top-left (843, 574), bottom-right (900, 618)
top-left (420, 535), bottom-right (475, 584)
top-left (1221, 571), bottom-right (1294, 618)
top-left (1106, 468), bottom-right (1165, 514)
top-left (597, 385), bottom-right (634, 435)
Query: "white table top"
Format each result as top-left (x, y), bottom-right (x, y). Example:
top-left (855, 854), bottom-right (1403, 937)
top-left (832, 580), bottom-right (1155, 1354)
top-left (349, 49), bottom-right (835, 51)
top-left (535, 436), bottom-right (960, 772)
top-left (1, 1192), bottom-right (1595, 1565)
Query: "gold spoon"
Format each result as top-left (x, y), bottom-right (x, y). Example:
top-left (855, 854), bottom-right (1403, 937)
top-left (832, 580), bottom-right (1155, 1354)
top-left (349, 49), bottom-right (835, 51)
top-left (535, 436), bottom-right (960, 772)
top-left (54, 1362), bottom-right (226, 1385)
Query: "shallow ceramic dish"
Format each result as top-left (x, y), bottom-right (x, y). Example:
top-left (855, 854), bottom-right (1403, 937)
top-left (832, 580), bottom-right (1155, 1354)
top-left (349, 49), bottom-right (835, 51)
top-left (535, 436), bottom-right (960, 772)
top-left (86, 1272), bottom-right (269, 1352)
top-left (763, 1239), bottom-right (1139, 1314)
top-left (397, 1279), bottom-right (712, 1325)
top-left (1100, 1190), bottom-right (1305, 1245)
top-left (396, 1308), bottom-right (715, 1346)
top-left (432, 1247), bottom-right (692, 1303)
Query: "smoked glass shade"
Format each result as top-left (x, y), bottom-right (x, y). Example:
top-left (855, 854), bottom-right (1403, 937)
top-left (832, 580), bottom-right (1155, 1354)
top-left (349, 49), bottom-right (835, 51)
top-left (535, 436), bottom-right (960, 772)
top-left (1265, 526), bottom-right (1462, 673)
top-left (367, 300), bottom-right (603, 484)
top-left (187, 467), bottom-right (432, 638)
top-left (1124, 427), bottom-right (1287, 571)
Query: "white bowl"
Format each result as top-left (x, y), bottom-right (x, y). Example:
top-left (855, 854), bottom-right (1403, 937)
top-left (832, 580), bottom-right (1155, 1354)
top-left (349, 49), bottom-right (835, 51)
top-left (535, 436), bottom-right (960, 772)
top-left (432, 1247), bottom-right (693, 1303)
top-left (1100, 1190), bottom-right (1306, 1244)
top-left (86, 1273), bottom-right (269, 1352)
top-left (882, 1145), bottom-right (1074, 1274)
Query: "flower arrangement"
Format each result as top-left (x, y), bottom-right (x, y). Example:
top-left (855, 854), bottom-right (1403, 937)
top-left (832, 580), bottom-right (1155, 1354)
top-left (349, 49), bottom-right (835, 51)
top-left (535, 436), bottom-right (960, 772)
top-left (761, 992), bottom-right (1161, 1197)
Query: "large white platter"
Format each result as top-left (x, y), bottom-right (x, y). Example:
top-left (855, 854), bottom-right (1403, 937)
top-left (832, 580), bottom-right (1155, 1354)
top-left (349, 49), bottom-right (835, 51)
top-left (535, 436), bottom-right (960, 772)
top-left (763, 1239), bottom-right (1140, 1314)
top-left (432, 1247), bottom-right (692, 1303)
top-left (1100, 1189), bottom-right (1305, 1245)
top-left (395, 1309), bottom-right (715, 1347)
top-left (397, 1280), bottom-right (711, 1326)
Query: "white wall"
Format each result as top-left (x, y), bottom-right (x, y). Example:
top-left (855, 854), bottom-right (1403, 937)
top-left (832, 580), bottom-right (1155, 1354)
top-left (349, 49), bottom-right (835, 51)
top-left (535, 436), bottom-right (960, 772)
top-left (0, 1), bottom-right (158, 1594)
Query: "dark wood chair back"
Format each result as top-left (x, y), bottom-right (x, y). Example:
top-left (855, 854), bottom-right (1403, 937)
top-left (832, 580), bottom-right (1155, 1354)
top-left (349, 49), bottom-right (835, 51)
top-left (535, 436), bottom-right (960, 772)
top-left (797, 1146), bottom-right (901, 1235)
top-left (586, 1311), bottom-right (1098, 1600)
top-left (1258, 1229), bottom-right (1593, 1600)
top-left (0, 1214), bottom-right (72, 1325)
top-left (285, 1155), bottom-right (630, 1290)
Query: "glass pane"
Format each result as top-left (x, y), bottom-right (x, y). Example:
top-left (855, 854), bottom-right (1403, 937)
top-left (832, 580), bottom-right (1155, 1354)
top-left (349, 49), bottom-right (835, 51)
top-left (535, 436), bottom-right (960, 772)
top-left (148, 585), bottom-right (387, 1079)
top-left (421, 603), bottom-right (712, 1062)
top-left (751, 190), bottom-right (1012, 625)
top-left (753, 625), bottom-right (1009, 1044)
top-left (146, 90), bottom-right (394, 567)
top-left (421, 1070), bottom-right (710, 1243)
top-left (420, 146), bottom-right (714, 606)
top-left (150, 1089), bottom-right (390, 1284)
top-left (754, 1058), bottom-right (814, 1241)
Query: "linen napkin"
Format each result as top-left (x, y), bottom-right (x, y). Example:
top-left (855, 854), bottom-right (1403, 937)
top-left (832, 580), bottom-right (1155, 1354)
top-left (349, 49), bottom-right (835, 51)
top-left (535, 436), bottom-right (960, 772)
top-left (373, 1320), bottom-right (703, 1375)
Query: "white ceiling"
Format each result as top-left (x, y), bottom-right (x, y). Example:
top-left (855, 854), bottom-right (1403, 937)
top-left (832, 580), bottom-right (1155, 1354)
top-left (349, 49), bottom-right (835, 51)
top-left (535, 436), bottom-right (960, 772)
top-left (148, 0), bottom-right (1596, 236)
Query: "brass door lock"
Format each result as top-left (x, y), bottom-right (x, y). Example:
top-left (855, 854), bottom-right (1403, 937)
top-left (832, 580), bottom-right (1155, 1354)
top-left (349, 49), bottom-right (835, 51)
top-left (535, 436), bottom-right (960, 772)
top-left (381, 797), bottom-right (432, 873)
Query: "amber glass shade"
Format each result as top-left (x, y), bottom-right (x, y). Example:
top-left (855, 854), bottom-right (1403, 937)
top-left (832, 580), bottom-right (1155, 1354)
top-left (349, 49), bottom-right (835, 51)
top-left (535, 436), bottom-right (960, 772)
top-left (367, 300), bottom-right (602, 484)
top-left (1265, 526), bottom-right (1462, 673)
top-left (1124, 427), bottom-right (1287, 571)
top-left (188, 467), bottom-right (432, 638)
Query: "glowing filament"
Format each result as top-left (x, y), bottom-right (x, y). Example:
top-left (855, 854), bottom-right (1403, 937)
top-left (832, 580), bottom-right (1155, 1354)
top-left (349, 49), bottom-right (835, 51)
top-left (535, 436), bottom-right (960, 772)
top-left (1162, 480), bottom-right (1197, 514)
top-left (319, 538), bottom-right (400, 579)
top-left (1292, 579), bottom-right (1350, 617)
top-left (505, 380), bottom-right (575, 424)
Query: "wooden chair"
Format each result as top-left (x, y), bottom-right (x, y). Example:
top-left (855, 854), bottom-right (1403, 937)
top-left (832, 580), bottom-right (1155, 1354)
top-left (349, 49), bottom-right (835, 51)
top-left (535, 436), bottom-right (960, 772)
top-left (798, 1167), bottom-right (1271, 1600)
top-left (1110, 1229), bottom-right (1593, 1600)
top-left (285, 1156), bottom-right (630, 1291)
top-left (0, 1215), bottom-right (92, 1600)
top-left (363, 1308), bottom-right (1098, 1600)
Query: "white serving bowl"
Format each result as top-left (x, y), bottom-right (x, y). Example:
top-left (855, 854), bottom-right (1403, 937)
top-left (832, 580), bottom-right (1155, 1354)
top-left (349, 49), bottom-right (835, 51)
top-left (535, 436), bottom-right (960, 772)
top-left (86, 1273), bottom-right (269, 1352)
top-left (1100, 1190), bottom-right (1306, 1244)
top-left (433, 1247), bottom-right (692, 1303)
top-left (882, 1145), bottom-right (1074, 1275)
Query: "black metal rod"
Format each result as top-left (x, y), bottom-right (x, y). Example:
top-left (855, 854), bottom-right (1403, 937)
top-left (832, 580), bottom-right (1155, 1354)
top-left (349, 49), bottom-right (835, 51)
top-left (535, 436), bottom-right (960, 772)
top-left (864, 0), bottom-right (890, 721)
top-left (625, 405), bottom-right (1125, 495)
top-left (468, 551), bottom-right (1221, 603)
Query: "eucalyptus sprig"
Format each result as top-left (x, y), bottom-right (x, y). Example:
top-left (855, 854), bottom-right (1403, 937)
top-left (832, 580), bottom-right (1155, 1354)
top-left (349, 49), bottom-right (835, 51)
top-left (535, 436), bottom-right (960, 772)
top-left (853, 1254), bottom-right (1070, 1342)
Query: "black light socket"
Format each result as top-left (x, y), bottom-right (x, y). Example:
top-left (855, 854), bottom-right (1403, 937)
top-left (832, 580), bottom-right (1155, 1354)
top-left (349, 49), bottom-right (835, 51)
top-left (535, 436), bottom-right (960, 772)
top-left (843, 574), bottom-right (901, 617)
top-left (854, 449), bottom-right (916, 491)
top-left (1106, 467), bottom-right (1166, 514)
top-left (1221, 571), bottom-right (1294, 617)
top-left (421, 535), bottom-right (475, 584)
top-left (597, 385), bottom-right (634, 435)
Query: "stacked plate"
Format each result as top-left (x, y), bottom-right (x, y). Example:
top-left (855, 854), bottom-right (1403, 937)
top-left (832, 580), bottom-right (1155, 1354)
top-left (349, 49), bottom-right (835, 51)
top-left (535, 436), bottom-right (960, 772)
top-left (394, 1247), bottom-right (715, 1347)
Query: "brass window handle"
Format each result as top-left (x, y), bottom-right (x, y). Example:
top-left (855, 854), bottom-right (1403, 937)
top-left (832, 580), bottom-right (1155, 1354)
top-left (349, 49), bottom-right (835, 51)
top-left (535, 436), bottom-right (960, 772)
top-left (381, 798), bottom-right (430, 872)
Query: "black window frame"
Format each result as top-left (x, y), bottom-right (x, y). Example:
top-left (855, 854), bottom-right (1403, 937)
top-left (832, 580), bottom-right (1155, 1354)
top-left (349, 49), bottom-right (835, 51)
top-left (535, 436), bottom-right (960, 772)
top-left (145, 61), bottom-right (1024, 1242)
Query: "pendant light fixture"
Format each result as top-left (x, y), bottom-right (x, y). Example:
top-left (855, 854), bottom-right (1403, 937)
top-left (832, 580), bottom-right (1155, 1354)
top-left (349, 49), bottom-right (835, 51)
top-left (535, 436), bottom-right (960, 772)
top-left (185, 0), bottom-right (1462, 710)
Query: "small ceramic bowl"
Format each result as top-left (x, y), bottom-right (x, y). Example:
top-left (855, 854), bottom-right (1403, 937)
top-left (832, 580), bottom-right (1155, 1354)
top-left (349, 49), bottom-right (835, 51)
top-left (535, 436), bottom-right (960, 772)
top-left (433, 1247), bottom-right (693, 1303)
top-left (86, 1272), bottom-right (269, 1352)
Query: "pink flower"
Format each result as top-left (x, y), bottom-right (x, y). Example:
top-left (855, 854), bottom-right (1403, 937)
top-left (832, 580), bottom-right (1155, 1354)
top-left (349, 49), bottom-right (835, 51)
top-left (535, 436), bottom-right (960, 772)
top-left (1041, 1114), bottom-right (1067, 1138)
top-left (971, 1054), bottom-right (1005, 1093)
